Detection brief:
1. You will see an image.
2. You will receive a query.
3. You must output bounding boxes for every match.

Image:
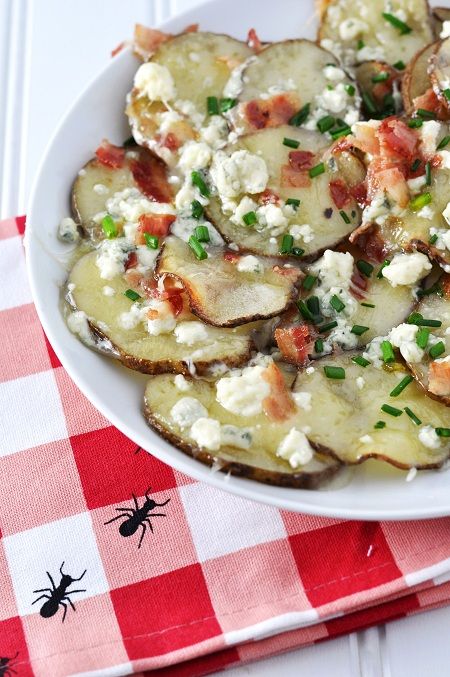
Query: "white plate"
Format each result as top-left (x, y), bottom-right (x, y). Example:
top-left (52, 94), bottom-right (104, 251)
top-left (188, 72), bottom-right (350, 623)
top-left (26, 0), bottom-right (450, 520)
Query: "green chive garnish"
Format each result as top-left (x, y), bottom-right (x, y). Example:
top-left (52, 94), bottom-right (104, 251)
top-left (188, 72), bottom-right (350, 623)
top-left (194, 225), bottom-right (210, 242)
top-left (352, 355), bottom-right (370, 367)
top-left (315, 339), bottom-right (324, 353)
top-left (319, 320), bottom-right (338, 333)
top-left (443, 89), bottom-right (450, 101)
top-left (417, 282), bottom-right (443, 297)
top-left (286, 198), bottom-right (300, 209)
top-left (191, 171), bottom-right (209, 197)
top-left (101, 215), bottom-right (117, 239)
top-left (417, 108), bottom-right (436, 120)
top-left (381, 403), bottom-right (403, 417)
top-left (317, 115), bottom-right (336, 134)
top-left (430, 341), bottom-right (446, 359)
top-left (357, 260), bottom-right (374, 278)
top-left (297, 300), bottom-right (314, 322)
top-left (188, 235), bottom-right (207, 260)
top-left (407, 312), bottom-right (423, 325)
top-left (144, 233), bottom-right (159, 249)
top-left (330, 294), bottom-right (345, 312)
top-left (280, 234), bottom-right (294, 254)
top-left (357, 39), bottom-right (365, 50)
top-left (425, 161), bottom-right (432, 186)
top-left (361, 301), bottom-right (375, 308)
top-left (416, 327), bottom-right (430, 349)
top-left (410, 192), bottom-right (432, 212)
top-left (345, 84), bottom-right (356, 96)
top-left (393, 60), bottom-right (406, 70)
top-left (207, 96), bottom-right (219, 115)
top-left (283, 137), bottom-right (300, 149)
top-left (372, 71), bottom-right (390, 83)
top-left (381, 340), bottom-right (395, 363)
top-left (410, 158), bottom-right (421, 172)
top-left (377, 260), bottom-right (390, 280)
top-left (309, 163), bottom-right (325, 178)
top-left (292, 247), bottom-right (305, 257)
top-left (191, 200), bottom-right (204, 219)
top-left (220, 98), bottom-right (237, 112)
top-left (374, 420), bottom-right (386, 429)
top-left (389, 375), bottom-right (414, 397)
top-left (324, 366), bottom-right (345, 379)
top-left (303, 274), bottom-right (317, 291)
top-left (436, 427), bottom-right (450, 437)
top-left (351, 325), bottom-right (370, 336)
top-left (307, 296), bottom-right (320, 316)
top-left (340, 210), bottom-right (351, 224)
top-left (362, 91), bottom-right (377, 114)
top-left (242, 211), bottom-right (257, 226)
top-left (407, 312), bottom-right (442, 327)
top-left (124, 289), bottom-right (141, 302)
top-left (437, 135), bottom-right (450, 150)
top-left (289, 103), bottom-right (310, 126)
top-left (382, 12), bottom-right (412, 34)
top-left (404, 407), bottom-right (422, 425)
top-left (330, 126), bottom-right (351, 140)
top-left (408, 119), bottom-right (423, 129)
top-left (429, 233), bottom-right (438, 245)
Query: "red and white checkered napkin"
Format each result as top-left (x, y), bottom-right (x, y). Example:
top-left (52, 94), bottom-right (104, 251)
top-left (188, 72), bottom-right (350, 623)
top-left (3, 214), bottom-right (450, 676)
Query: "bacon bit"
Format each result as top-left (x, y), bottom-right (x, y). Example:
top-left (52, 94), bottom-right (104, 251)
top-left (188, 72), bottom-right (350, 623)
top-left (125, 251), bottom-right (138, 270)
top-left (350, 269), bottom-right (368, 300)
top-left (247, 28), bottom-right (262, 53)
top-left (281, 164), bottom-right (311, 188)
top-left (372, 81), bottom-right (392, 102)
top-left (95, 140), bottom-right (125, 169)
top-left (183, 23), bottom-right (199, 33)
top-left (259, 188), bottom-right (280, 204)
top-left (167, 291), bottom-right (184, 317)
top-left (146, 308), bottom-right (159, 320)
top-left (244, 93), bottom-right (299, 130)
top-left (349, 181), bottom-right (368, 206)
top-left (429, 360), bottom-right (450, 397)
top-left (140, 276), bottom-right (158, 297)
top-left (130, 151), bottom-right (173, 203)
top-left (223, 251), bottom-right (240, 263)
top-left (275, 326), bottom-right (316, 367)
top-left (160, 132), bottom-right (182, 151)
top-left (262, 362), bottom-right (297, 421)
top-left (375, 166), bottom-right (409, 207)
top-left (352, 227), bottom-right (387, 262)
top-left (329, 179), bottom-right (351, 208)
top-left (288, 150), bottom-right (315, 171)
top-left (136, 213), bottom-right (176, 244)
top-left (133, 24), bottom-right (172, 61)
top-left (343, 124), bottom-right (380, 156)
top-left (272, 265), bottom-right (302, 283)
top-left (111, 41), bottom-right (126, 58)
top-left (413, 87), bottom-right (450, 121)
top-left (379, 117), bottom-right (418, 160)
top-left (124, 269), bottom-right (143, 288)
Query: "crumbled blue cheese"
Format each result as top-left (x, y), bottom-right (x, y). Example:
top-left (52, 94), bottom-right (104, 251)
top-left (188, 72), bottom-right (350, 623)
top-left (339, 17), bottom-right (368, 40)
top-left (174, 99), bottom-right (205, 129)
top-left (93, 183), bottom-right (109, 196)
top-left (441, 20), bottom-right (450, 39)
top-left (382, 252), bottom-right (432, 287)
top-left (190, 417), bottom-right (221, 450)
top-left (323, 64), bottom-right (346, 82)
top-left (276, 428), bottom-right (314, 468)
top-left (231, 196), bottom-right (258, 225)
top-left (118, 302), bottom-right (148, 330)
top-left (223, 57), bottom-right (256, 98)
top-left (429, 226), bottom-right (450, 251)
top-left (174, 321), bottom-right (209, 345)
top-left (255, 204), bottom-right (288, 236)
top-left (443, 203), bottom-right (450, 227)
top-left (236, 255), bottom-right (263, 274)
top-left (174, 374), bottom-right (192, 391)
top-left (170, 397), bottom-right (208, 429)
top-left (67, 311), bottom-right (94, 345)
top-left (356, 376), bottom-right (365, 390)
top-left (96, 239), bottom-right (130, 280)
top-left (417, 205), bottom-right (435, 220)
top-left (210, 149), bottom-right (269, 199)
top-left (178, 141), bottom-right (212, 173)
top-left (102, 286), bottom-right (115, 297)
top-left (146, 299), bottom-right (177, 336)
top-left (216, 364), bottom-right (271, 417)
top-left (58, 217), bottom-right (79, 243)
top-left (439, 151), bottom-right (450, 170)
top-left (200, 115), bottom-right (229, 150)
top-left (407, 175), bottom-right (427, 195)
top-left (289, 224), bottom-right (315, 243)
top-left (419, 121), bottom-right (442, 156)
top-left (136, 244), bottom-right (160, 273)
top-left (418, 425), bottom-right (441, 450)
top-left (359, 435), bottom-right (373, 444)
top-left (389, 324), bottom-right (423, 363)
top-left (220, 424), bottom-right (252, 449)
top-left (105, 187), bottom-right (175, 226)
top-left (134, 62), bottom-right (176, 102)
top-left (292, 391), bottom-right (312, 411)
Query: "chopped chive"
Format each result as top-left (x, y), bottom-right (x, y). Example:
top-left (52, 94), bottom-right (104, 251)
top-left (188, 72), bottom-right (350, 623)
top-left (330, 294), bottom-right (345, 312)
top-left (416, 327), bottom-right (430, 349)
top-left (188, 235), bottom-right (207, 260)
top-left (191, 199), bottom-right (204, 220)
top-left (280, 234), bottom-right (294, 254)
top-left (437, 135), bottom-right (450, 150)
top-left (207, 96), bottom-right (219, 115)
top-left (307, 296), bottom-right (320, 316)
top-left (340, 210), bottom-right (351, 224)
top-left (409, 192), bottom-right (432, 212)
top-left (430, 341), bottom-right (446, 359)
top-left (436, 427), bottom-right (450, 437)
top-left (351, 210), bottom-right (356, 218)
top-left (303, 274), bottom-right (317, 291)
top-left (286, 198), bottom-right (300, 209)
top-left (315, 339), bottom-right (324, 353)
top-left (324, 366), bottom-right (345, 379)
top-left (356, 259), bottom-right (374, 278)
top-left (297, 299), bottom-right (314, 322)
top-left (444, 89), bottom-right (450, 102)
top-left (124, 289), bottom-right (141, 302)
top-left (101, 214), bottom-right (117, 239)
top-left (381, 340), bottom-right (395, 363)
top-left (407, 311), bottom-right (423, 325)
top-left (194, 225), bottom-right (210, 242)
top-left (374, 420), bottom-right (386, 429)
top-left (417, 282), bottom-right (442, 297)
top-left (404, 407), bottom-right (422, 425)
top-left (345, 84), bottom-right (356, 96)
top-left (381, 403), bottom-right (403, 417)
top-left (352, 355), bottom-right (370, 367)
top-left (289, 103), bottom-right (310, 126)
top-left (377, 259), bottom-right (391, 278)
top-left (429, 233), bottom-right (438, 245)
top-left (393, 60), bottom-right (406, 70)
top-left (372, 71), bottom-right (390, 83)
top-left (191, 170), bottom-right (210, 197)
top-left (357, 39), bottom-right (365, 49)
top-left (425, 161), bottom-right (432, 186)
top-left (382, 12), bottom-right (412, 34)
top-left (123, 135), bottom-right (136, 147)
top-left (410, 158), bottom-right (421, 172)
top-left (317, 115), bottom-right (336, 134)
top-left (292, 247), bottom-right (305, 257)
top-left (408, 118), bottom-right (423, 129)
top-left (327, 84), bottom-right (334, 91)
top-left (330, 125), bottom-right (351, 140)
top-left (283, 137), bottom-right (300, 148)
top-left (362, 91), bottom-right (377, 114)
top-left (361, 301), bottom-right (375, 308)
top-left (389, 375), bottom-right (414, 397)
top-left (407, 312), bottom-right (442, 327)
top-left (319, 320), bottom-right (338, 333)
top-left (417, 108), bottom-right (436, 120)
top-left (242, 211), bottom-right (257, 226)
top-left (144, 233), bottom-right (159, 249)
top-left (220, 97), bottom-right (237, 112)
top-left (309, 162), bottom-right (325, 178)
top-left (351, 325), bottom-right (370, 336)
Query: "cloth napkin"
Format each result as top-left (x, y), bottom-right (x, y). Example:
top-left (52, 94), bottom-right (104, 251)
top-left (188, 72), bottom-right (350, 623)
top-left (3, 214), bottom-right (450, 677)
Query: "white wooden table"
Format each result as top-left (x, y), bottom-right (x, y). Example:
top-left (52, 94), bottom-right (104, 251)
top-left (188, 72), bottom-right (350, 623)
top-left (3, 1), bottom-right (450, 674)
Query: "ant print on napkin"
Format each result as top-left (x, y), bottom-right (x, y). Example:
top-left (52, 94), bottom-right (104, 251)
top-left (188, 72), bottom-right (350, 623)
top-left (0, 651), bottom-right (18, 676)
top-left (104, 487), bottom-right (170, 548)
top-left (32, 562), bottom-right (86, 622)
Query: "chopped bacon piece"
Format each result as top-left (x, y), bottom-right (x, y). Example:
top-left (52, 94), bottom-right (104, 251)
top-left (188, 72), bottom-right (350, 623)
top-left (329, 179), bottom-right (351, 208)
top-left (124, 269), bottom-right (143, 289)
top-left (275, 325), bottom-right (316, 366)
top-left (130, 152), bottom-right (173, 203)
top-left (341, 123), bottom-right (380, 156)
top-left (429, 359), bottom-right (450, 397)
top-left (349, 181), bottom-right (368, 206)
top-left (289, 150), bottom-right (315, 171)
top-left (262, 362), bottom-right (297, 421)
top-left (413, 87), bottom-right (450, 122)
top-left (111, 41), bottom-right (126, 58)
top-left (375, 166), bottom-right (409, 207)
top-left (183, 23), bottom-right (199, 33)
top-left (379, 117), bottom-right (418, 160)
top-left (167, 291), bottom-right (184, 317)
top-left (272, 265), bottom-right (302, 283)
top-left (223, 251), bottom-right (240, 263)
top-left (244, 93), bottom-right (299, 130)
top-left (95, 141), bottom-right (125, 169)
top-left (247, 28), bottom-right (262, 52)
top-left (280, 164), bottom-right (311, 188)
top-left (352, 228), bottom-right (387, 262)
top-left (125, 251), bottom-right (138, 270)
top-left (136, 213), bottom-right (176, 244)
top-left (133, 24), bottom-right (172, 60)
top-left (259, 188), bottom-right (280, 204)
top-left (350, 269), bottom-right (368, 300)
top-left (140, 276), bottom-right (158, 297)
top-left (160, 132), bottom-right (182, 152)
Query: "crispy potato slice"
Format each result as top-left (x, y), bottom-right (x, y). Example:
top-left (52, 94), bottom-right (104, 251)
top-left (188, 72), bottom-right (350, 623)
top-left (66, 251), bottom-right (258, 375)
top-left (292, 352), bottom-right (450, 468)
top-left (207, 126), bottom-right (365, 259)
top-left (432, 7), bottom-right (450, 38)
top-left (72, 146), bottom-right (173, 241)
top-left (318, 0), bottom-right (433, 68)
top-left (430, 37), bottom-right (450, 110)
top-left (143, 373), bottom-right (341, 488)
top-left (126, 32), bottom-right (252, 159)
top-left (156, 235), bottom-right (299, 327)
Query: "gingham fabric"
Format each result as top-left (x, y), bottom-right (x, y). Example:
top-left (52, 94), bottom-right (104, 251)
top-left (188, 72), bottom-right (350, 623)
top-left (3, 215), bottom-right (450, 677)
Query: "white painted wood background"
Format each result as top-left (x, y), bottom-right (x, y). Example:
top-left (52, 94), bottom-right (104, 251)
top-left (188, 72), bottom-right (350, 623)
top-left (2, 0), bottom-right (450, 674)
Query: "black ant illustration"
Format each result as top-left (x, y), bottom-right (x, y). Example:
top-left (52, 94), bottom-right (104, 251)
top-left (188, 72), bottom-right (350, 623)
top-left (32, 562), bottom-right (87, 622)
top-left (0, 651), bottom-right (18, 676)
top-left (104, 487), bottom-right (170, 548)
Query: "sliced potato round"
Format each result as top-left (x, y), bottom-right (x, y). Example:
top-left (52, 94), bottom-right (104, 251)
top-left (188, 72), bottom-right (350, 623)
top-left (207, 126), bottom-right (365, 259)
top-left (156, 235), bottom-right (299, 327)
top-left (401, 42), bottom-right (436, 114)
top-left (318, 0), bottom-right (433, 68)
top-left (292, 352), bottom-right (450, 469)
top-left (432, 7), bottom-right (450, 39)
top-left (66, 251), bottom-right (257, 375)
top-left (143, 373), bottom-right (341, 488)
top-left (430, 37), bottom-right (450, 110)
